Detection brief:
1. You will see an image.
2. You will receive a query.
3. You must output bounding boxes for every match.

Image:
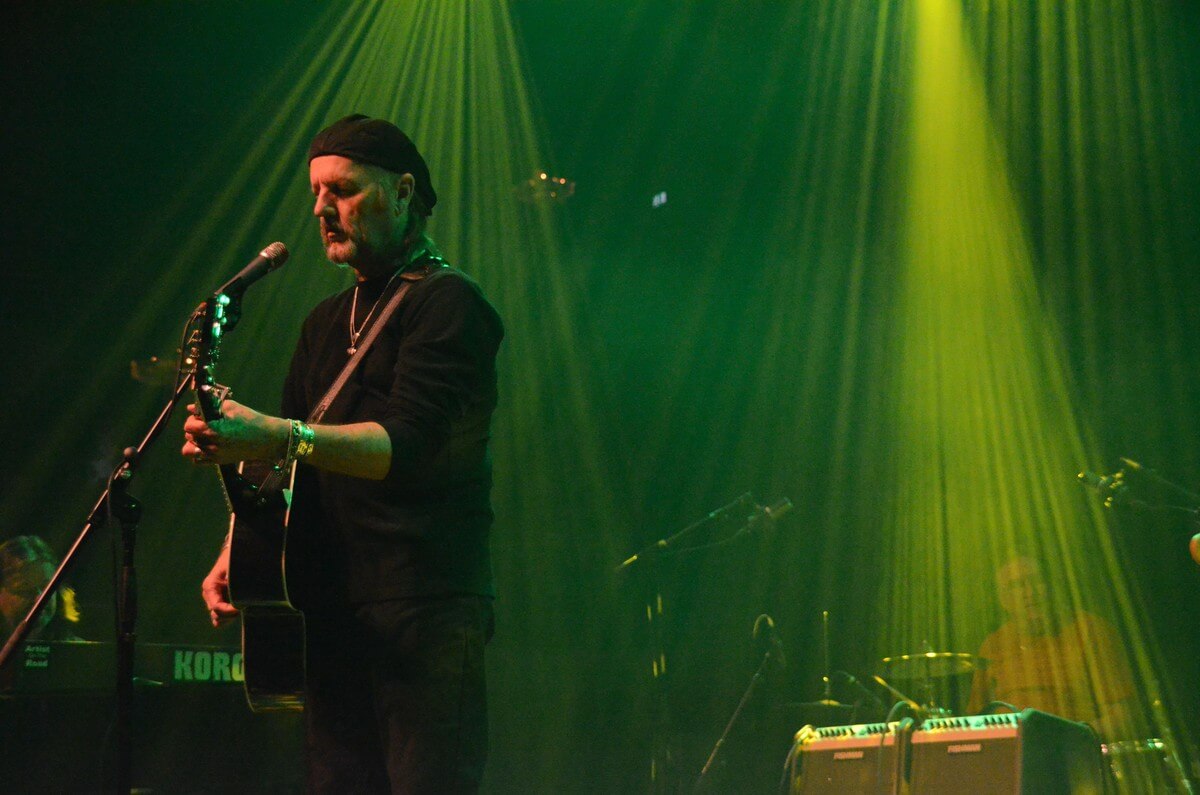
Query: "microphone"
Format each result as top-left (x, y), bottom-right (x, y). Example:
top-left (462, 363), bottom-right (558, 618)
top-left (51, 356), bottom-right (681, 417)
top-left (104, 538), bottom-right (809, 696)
top-left (752, 614), bottom-right (787, 669)
top-left (214, 242), bottom-right (289, 297)
top-left (1077, 469), bottom-right (1129, 506)
top-left (761, 498), bottom-right (794, 523)
top-left (1078, 470), bottom-right (1119, 490)
top-left (746, 497), bottom-right (794, 531)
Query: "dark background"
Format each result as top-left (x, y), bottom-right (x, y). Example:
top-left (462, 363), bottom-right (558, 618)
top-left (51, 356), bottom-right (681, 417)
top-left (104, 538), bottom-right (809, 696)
top-left (2, 2), bottom-right (1198, 792)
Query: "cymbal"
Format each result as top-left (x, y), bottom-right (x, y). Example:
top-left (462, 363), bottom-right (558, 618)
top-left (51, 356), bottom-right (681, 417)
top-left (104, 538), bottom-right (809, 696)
top-left (777, 700), bottom-right (855, 716)
top-left (880, 652), bottom-right (982, 678)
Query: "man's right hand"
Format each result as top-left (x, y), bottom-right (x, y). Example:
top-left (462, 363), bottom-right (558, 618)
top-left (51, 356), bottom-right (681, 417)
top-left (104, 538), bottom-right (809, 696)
top-left (201, 545), bottom-right (239, 628)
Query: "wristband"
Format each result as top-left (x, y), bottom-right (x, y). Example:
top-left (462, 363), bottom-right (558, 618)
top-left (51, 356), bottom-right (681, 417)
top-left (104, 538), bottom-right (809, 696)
top-left (285, 419), bottom-right (315, 467)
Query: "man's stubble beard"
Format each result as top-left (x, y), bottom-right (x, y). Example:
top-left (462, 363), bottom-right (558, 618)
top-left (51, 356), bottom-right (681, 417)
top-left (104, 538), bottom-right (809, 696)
top-left (323, 238), bottom-right (358, 269)
top-left (321, 210), bottom-right (408, 273)
top-left (322, 232), bottom-right (383, 270)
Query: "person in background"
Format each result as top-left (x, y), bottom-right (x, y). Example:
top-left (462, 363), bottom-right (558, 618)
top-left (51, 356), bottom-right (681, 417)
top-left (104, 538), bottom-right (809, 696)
top-left (0, 535), bottom-right (82, 642)
top-left (969, 555), bottom-right (1137, 740)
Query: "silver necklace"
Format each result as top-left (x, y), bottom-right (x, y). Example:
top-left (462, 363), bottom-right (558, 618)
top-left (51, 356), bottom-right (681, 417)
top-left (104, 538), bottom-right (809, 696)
top-left (347, 269), bottom-right (404, 355)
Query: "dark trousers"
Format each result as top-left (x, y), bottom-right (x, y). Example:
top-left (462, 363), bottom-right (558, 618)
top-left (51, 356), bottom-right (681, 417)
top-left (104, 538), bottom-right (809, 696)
top-left (303, 596), bottom-right (493, 794)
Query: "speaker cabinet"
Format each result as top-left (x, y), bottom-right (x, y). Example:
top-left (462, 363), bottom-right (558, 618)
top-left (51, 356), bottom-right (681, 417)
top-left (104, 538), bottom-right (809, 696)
top-left (910, 710), bottom-right (1104, 794)
top-left (789, 722), bottom-right (903, 794)
top-left (789, 710), bottom-right (1104, 794)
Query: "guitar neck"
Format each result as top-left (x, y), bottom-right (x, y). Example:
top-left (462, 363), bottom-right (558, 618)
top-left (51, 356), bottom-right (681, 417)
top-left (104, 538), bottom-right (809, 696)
top-left (194, 380), bottom-right (246, 512)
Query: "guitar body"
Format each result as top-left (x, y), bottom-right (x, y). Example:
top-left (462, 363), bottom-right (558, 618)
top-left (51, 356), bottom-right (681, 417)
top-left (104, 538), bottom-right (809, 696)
top-left (239, 607), bottom-right (306, 710)
top-left (193, 320), bottom-right (306, 713)
top-left (223, 457), bottom-right (306, 711)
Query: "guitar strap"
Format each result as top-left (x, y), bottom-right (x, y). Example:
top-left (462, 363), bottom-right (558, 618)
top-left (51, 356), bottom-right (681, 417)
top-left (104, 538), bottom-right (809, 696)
top-left (307, 255), bottom-right (447, 424)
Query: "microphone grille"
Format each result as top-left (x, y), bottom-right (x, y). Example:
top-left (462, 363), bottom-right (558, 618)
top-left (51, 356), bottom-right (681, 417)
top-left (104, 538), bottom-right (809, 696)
top-left (260, 241), bottom-right (290, 269)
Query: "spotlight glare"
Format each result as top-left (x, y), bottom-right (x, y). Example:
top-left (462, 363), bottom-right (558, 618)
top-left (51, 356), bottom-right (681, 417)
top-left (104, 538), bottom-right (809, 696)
top-left (516, 170), bottom-right (576, 204)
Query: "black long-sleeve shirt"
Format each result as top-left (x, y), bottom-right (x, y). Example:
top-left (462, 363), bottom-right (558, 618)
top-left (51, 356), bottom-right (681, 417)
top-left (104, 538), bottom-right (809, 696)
top-left (280, 264), bottom-right (503, 606)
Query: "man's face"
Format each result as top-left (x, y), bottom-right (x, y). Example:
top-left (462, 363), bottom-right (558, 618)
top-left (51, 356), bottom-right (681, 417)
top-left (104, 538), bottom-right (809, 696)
top-left (995, 557), bottom-right (1048, 622)
top-left (310, 155), bottom-right (402, 270)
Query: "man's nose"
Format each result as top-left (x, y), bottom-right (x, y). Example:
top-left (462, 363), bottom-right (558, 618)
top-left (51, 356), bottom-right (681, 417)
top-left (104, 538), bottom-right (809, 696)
top-left (314, 196), bottom-right (335, 218)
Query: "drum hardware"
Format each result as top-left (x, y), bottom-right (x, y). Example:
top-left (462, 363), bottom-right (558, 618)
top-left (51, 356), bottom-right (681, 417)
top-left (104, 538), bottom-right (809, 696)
top-left (871, 674), bottom-right (935, 718)
top-left (782, 610), bottom-right (859, 720)
top-left (879, 650), bottom-right (982, 718)
top-left (816, 610), bottom-right (840, 707)
top-left (1102, 738), bottom-right (1195, 793)
top-left (880, 651), bottom-right (978, 678)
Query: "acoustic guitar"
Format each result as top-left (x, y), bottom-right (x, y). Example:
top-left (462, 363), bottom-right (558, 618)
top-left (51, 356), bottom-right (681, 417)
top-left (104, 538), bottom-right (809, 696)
top-left (189, 293), bottom-right (305, 712)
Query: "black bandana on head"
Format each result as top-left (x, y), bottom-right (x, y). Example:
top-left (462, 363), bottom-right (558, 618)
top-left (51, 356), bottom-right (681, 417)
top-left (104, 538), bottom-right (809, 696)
top-left (308, 114), bottom-right (437, 215)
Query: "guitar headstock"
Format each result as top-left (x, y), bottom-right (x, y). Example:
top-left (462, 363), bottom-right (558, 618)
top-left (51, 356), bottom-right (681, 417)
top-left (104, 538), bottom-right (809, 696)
top-left (190, 294), bottom-right (234, 422)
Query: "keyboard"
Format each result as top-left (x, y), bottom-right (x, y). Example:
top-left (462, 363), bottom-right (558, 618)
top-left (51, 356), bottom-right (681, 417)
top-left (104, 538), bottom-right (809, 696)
top-left (2, 639), bottom-right (244, 694)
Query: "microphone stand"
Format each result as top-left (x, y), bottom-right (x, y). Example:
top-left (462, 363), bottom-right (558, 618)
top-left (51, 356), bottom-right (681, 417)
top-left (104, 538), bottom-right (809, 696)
top-left (1119, 457), bottom-right (1200, 506)
top-left (614, 495), bottom-right (746, 793)
top-left (1082, 459), bottom-right (1200, 786)
top-left (0, 373), bottom-right (192, 794)
top-left (0, 243), bottom-right (276, 786)
top-left (1081, 458), bottom-right (1200, 565)
top-left (693, 644), bottom-right (782, 792)
top-left (615, 494), bottom-right (791, 793)
top-left (1082, 458), bottom-right (1200, 518)
top-left (615, 493), bottom-right (755, 572)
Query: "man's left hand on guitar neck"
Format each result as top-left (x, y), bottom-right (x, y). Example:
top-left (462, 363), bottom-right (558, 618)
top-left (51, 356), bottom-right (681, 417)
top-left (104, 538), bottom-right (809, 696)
top-left (183, 400), bottom-right (288, 465)
top-left (182, 398), bottom-right (395, 480)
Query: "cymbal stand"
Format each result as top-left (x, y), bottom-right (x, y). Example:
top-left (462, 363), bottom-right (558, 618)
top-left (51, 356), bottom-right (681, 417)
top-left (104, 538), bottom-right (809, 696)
top-left (818, 610), bottom-right (840, 706)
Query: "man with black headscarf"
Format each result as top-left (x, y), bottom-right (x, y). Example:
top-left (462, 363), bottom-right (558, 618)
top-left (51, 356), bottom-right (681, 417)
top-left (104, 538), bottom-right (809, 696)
top-left (182, 114), bottom-right (503, 793)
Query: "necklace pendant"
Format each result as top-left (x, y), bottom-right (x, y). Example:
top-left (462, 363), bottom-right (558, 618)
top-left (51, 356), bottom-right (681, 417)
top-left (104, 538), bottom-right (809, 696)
top-left (347, 346), bottom-right (356, 356)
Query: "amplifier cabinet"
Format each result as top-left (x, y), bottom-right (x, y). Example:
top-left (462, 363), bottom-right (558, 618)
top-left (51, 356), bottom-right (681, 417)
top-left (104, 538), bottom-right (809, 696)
top-left (788, 710), bottom-right (1104, 795)
top-left (910, 709), bottom-right (1104, 794)
top-left (789, 722), bottom-right (903, 794)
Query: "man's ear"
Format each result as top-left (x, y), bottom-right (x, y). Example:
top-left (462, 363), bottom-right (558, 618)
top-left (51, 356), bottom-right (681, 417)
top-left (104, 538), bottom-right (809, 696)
top-left (395, 173), bottom-right (416, 207)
